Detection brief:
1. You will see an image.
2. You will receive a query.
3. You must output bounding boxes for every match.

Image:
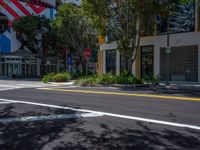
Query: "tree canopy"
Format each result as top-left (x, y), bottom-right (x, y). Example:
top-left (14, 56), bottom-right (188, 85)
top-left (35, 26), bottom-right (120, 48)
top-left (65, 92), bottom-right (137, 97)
top-left (12, 15), bottom-right (61, 75)
top-left (53, 3), bottom-right (98, 74)
top-left (82, 0), bottom-right (194, 74)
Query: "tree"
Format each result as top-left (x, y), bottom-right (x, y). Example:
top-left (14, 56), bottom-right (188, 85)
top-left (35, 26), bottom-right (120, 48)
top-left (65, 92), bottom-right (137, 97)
top-left (53, 3), bottom-right (97, 75)
top-left (12, 15), bottom-right (60, 75)
top-left (82, 0), bottom-right (193, 74)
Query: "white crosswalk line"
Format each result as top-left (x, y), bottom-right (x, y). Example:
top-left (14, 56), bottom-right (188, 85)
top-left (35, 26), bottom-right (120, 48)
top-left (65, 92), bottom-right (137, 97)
top-left (0, 85), bottom-right (22, 88)
top-left (0, 79), bottom-right (73, 91)
top-left (0, 81), bottom-right (61, 91)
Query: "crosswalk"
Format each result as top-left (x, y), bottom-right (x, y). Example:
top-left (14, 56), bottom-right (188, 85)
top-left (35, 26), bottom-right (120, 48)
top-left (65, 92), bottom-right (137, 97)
top-left (0, 81), bottom-right (61, 91)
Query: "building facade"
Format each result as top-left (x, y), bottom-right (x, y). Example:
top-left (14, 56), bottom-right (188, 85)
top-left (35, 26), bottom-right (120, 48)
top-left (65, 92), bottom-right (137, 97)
top-left (0, 0), bottom-right (58, 77)
top-left (98, 0), bottom-right (200, 83)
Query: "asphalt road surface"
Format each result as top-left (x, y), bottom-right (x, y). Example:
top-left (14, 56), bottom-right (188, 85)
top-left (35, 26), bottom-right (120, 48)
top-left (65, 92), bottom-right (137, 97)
top-left (0, 80), bottom-right (200, 150)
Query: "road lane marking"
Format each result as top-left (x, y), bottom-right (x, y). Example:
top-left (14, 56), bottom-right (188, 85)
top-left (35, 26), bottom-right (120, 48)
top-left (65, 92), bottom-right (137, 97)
top-left (0, 98), bottom-right (200, 130)
top-left (0, 88), bottom-right (16, 91)
top-left (39, 88), bottom-right (200, 101)
top-left (0, 102), bottom-right (15, 104)
top-left (0, 84), bottom-right (62, 92)
top-left (0, 85), bottom-right (22, 88)
top-left (0, 113), bottom-right (102, 124)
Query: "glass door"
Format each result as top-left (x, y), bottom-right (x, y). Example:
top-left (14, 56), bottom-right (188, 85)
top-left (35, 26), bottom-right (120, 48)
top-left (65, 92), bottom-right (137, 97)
top-left (7, 63), bottom-right (20, 77)
top-left (140, 46), bottom-right (154, 78)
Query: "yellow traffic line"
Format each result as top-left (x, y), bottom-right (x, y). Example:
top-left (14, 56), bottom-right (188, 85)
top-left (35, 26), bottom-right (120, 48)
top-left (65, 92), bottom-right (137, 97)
top-left (41, 88), bottom-right (200, 101)
top-left (40, 88), bottom-right (200, 102)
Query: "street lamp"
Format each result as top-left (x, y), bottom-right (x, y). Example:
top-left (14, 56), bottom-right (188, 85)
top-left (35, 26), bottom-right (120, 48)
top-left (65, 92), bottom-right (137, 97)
top-left (166, 4), bottom-right (171, 85)
top-left (166, 20), bottom-right (170, 85)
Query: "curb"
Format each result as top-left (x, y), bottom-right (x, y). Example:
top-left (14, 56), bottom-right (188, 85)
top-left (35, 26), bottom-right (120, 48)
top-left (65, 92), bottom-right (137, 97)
top-left (47, 81), bottom-right (74, 86)
top-left (74, 83), bottom-right (200, 92)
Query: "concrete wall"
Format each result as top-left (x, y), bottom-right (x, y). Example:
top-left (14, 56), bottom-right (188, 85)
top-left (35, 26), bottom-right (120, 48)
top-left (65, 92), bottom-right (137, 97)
top-left (100, 0), bottom-right (200, 82)
top-left (100, 32), bottom-right (200, 82)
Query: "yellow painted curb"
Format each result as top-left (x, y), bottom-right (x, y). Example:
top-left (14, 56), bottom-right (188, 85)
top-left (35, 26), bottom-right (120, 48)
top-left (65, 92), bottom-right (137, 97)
top-left (40, 88), bottom-right (200, 102)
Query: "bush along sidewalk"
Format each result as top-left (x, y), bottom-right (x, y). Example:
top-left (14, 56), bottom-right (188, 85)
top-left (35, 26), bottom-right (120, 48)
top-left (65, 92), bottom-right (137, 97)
top-left (74, 76), bottom-right (98, 86)
top-left (142, 74), bottom-right (160, 85)
top-left (74, 74), bottom-right (144, 86)
top-left (42, 72), bottom-right (70, 83)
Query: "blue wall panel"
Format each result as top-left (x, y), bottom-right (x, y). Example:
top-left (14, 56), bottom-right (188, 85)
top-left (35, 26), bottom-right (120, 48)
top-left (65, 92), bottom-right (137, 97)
top-left (0, 34), bottom-right (11, 53)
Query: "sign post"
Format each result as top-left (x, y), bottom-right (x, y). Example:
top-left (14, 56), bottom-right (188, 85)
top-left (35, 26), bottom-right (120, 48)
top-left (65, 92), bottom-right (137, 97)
top-left (166, 47), bottom-right (171, 54)
top-left (84, 48), bottom-right (91, 76)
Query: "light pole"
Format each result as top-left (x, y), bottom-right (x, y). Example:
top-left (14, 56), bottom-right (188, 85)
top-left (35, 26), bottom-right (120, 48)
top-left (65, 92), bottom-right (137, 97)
top-left (166, 4), bottom-right (171, 85)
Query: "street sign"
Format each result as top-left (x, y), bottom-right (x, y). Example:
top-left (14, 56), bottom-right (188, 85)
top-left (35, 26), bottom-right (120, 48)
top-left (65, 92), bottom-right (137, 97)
top-left (166, 47), bottom-right (171, 54)
top-left (67, 57), bottom-right (72, 65)
top-left (84, 48), bottom-right (91, 61)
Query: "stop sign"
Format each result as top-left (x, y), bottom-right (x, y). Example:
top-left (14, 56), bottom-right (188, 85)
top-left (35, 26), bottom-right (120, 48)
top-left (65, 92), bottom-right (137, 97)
top-left (84, 48), bottom-right (91, 61)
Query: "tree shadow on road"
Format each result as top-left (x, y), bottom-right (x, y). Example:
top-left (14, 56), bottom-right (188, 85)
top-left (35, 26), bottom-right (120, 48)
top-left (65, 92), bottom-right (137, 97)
top-left (53, 122), bottom-right (200, 150)
top-left (0, 104), bottom-right (82, 150)
top-left (0, 104), bottom-right (200, 150)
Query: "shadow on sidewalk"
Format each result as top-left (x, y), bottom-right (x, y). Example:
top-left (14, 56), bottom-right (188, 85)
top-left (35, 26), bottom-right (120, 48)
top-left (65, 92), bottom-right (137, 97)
top-left (119, 85), bottom-right (200, 98)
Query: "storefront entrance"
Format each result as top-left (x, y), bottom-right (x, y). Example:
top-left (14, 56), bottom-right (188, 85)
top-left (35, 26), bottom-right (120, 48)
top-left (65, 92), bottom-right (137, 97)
top-left (6, 63), bottom-right (21, 77)
top-left (140, 45), bottom-right (154, 78)
top-left (0, 56), bottom-right (39, 77)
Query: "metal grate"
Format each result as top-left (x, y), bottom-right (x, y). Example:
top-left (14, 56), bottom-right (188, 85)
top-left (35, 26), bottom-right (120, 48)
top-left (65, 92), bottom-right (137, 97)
top-left (160, 45), bottom-right (198, 82)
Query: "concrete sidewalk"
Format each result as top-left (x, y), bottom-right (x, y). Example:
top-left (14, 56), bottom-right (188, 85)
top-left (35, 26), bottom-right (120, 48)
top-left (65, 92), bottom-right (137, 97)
top-left (160, 82), bottom-right (200, 91)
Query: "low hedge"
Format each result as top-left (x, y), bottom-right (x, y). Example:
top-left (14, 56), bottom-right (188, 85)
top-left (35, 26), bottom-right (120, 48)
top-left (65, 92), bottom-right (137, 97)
top-left (74, 76), bottom-right (98, 86)
top-left (42, 73), bottom-right (55, 83)
top-left (52, 72), bottom-right (70, 82)
top-left (74, 74), bottom-right (144, 86)
top-left (42, 72), bottom-right (70, 83)
top-left (142, 74), bottom-right (160, 84)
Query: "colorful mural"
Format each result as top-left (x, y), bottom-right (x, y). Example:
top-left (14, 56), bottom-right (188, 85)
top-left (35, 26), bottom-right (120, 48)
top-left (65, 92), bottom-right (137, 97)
top-left (157, 1), bottom-right (195, 34)
top-left (0, 0), bottom-right (56, 53)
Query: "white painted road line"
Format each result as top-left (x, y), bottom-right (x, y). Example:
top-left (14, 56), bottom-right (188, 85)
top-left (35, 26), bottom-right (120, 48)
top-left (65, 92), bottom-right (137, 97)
top-left (0, 85), bottom-right (23, 88)
top-left (0, 113), bottom-right (103, 124)
top-left (0, 83), bottom-right (61, 92)
top-left (0, 98), bottom-right (200, 130)
top-left (0, 102), bottom-right (15, 104)
top-left (0, 88), bottom-right (16, 91)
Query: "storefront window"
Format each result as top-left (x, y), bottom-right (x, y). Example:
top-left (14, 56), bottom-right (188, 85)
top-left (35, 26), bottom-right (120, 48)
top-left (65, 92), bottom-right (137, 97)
top-left (106, 50), bottom-right (116, 74)
top-left (141, 46), bottom-right (154, 78)
top-left (0, 63), bottom-right (5, 76)
top-left (0, 56), bottom-right (39, 77)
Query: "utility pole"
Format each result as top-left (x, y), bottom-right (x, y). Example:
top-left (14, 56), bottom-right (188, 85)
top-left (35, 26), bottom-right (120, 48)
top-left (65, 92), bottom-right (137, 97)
top-left (166, 4), bottom-right (171, 85)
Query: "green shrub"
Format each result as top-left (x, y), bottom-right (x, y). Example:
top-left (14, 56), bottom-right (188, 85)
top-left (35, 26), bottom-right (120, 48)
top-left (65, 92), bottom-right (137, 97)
top-left (74, 76), bottom-right (98, 86)
top-left (133, 77), bottom-right (144, 84)
top-left (42, 72), bottom-right (70, 83)
top-left (98, 74), bottom-right (117, 85)
top-left (98, 74), bottom-right (143, 85)
top-left (142, 74), bottom-right (160, 84)
top-left (52, 72), bottom-right (70, 82)
top-left (42, 73), bottom-right (55, 83)
top-left (115, 75), bottom-right (143, 84)
top-left (74, 74), bottom-right (144, 86)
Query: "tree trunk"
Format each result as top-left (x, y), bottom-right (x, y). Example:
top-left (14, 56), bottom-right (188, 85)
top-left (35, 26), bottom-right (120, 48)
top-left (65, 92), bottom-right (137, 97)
top-left (124, 56), bottom-right (132, 75)
top-left (40, 58), bottom-right (46, 76)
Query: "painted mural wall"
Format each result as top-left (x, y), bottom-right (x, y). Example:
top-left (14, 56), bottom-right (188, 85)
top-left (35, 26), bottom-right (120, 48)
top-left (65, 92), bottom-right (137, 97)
top-left (0, 0), bottom-right (56, 53)
top-left (157, 1), bottom-right (195, 34)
